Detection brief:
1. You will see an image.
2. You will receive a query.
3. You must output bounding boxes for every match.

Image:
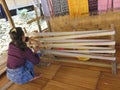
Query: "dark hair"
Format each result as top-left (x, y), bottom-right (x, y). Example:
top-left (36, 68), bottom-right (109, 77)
top-left (9, 27), bottom-right (27, 51)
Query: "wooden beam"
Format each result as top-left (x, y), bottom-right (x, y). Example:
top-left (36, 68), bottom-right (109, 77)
top-left (27, 30), bottom-right (114, 37)
top-left (41, 57), bottom-right (113, 68)
top-left (27, 16), bottom-right (42, 24)
top-left (34, 39), bottom-right (113, 43)
top-left (36, 44), bottom-right (113, 50)
top-left (0, 81), bottom-right (14, 90)
top-left (40, 30), bottom-right (115, 40)
top-left (34, 6), bottom-right (42, 32)
top-left (60, 49), bottom-right (116, 54)
top-left (42, 50), bottom-right (116, 61)
top-left (40, 41), bottom-right (115, 48)
top-left (0, 0), bottom-right (15, 28)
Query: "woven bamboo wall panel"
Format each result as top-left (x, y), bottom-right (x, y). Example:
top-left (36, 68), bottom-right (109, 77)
top-left (50, 12), bottom-right (120, 45)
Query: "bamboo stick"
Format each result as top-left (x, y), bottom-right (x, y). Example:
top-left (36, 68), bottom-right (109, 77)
top-left (40, 31), bottom-right (115, 40)
top-left (27, 30), bottom-right (114, 37)
top-left (41, 41), bottom-right (115, 47)
top-left (40, 45), bottom-right (113, 50)
top-left (34, 39), bottom-right (113, 43)
top-left (41, 57), bottom-right (113, 68)
top-left (41, 57), bottom-right (120, 70)
top-left (60, 49), bottom-right (116, 54)
top-left (42, 50), bottom-right (116, 61)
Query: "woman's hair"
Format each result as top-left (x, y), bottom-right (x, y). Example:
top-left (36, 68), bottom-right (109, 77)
top-left (9, 27), bottom-right (27, 51)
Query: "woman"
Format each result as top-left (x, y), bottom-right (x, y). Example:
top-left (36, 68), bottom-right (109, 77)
top-left (7, 27), bottom-right (41, 84)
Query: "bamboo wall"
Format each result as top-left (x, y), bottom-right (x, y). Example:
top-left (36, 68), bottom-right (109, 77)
top-left (50, 12), bottom-right (120, 45)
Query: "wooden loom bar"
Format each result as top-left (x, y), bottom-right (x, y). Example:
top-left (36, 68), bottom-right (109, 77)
top-left (59, 49), bottom-right (116, 54)
top-left (40, 41), bottom-right (115, 48)
top-left (29, 28), bottom-right (116, 74)
top-left (40, 45), bottom-right (113, 50)
top-left (110, 24), bottom-right (116, 74)
top-left (27, 30), bottom-right (113, 37)
top-left (41, 57), bottom-right (120, 69)
top-left (41, 31), bottom-right (115, 40)
top-left (0, 0), bottom-right (15, 28)
top-left (42, 50), bottom-right (116, 61)
top-left (34, 39), bottom-right (113, 43)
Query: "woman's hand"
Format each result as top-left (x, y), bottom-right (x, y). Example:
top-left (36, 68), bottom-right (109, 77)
top-left (33, 46), bottom-right (40, 53)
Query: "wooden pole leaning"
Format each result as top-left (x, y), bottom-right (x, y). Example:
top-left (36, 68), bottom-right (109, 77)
top-left (0, 0), bottom-right (15, 28)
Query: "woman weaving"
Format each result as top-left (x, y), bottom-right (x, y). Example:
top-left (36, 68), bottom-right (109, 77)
top-left (7, 27), bottom-right (41, 84)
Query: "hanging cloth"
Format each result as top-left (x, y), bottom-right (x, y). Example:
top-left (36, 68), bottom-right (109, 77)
top-left (113, 0), bottom-right (120, 9)
top-left (88, 0), bottom-right (98, 15)
top-left (52, 0), bottom-right (61, 16)
top-left (60, 0), bottom-right (69, 15)
top-left (41, 0), bottom-right (54, 17)
top-left (68, 0), bottom-right (89, 18)
top-left (0, 4), bottom-right (7, 20)
top-left (51, 0), bottom-right (69, 16)
top-left (98, 0), bottom-right (112, 12)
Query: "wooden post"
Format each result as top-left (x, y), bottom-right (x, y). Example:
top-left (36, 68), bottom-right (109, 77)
top-left (34, 6), bottom-right (42, 32)
top-left (0, 0), bottom-right (15, 28)
top-left (46, 19), bottom-right (52, 32)
top-left (110, 24), bottom-right (117, 74)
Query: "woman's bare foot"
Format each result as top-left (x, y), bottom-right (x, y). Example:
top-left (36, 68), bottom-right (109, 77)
top-left (30, 73), bottom-right (42, 81)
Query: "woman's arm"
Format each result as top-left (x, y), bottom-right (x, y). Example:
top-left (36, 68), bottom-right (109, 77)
top-left (24, 48), bottom-right (40, 64)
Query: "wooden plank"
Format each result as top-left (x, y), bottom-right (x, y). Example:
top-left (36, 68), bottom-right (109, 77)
top-left (35, 64), bottom-right (61, 79)
top-left (43, 80), bottom-right (90, 90)
top-left (27, 30), bottom-right (112, 37)
top-left (97, 72), bottom-right (120, 90)
top-left (0, 53), bottom-right (7, 75)
top-left (8, 77), bottom-right (49, 90)
top-left (1, 81), bottom-right (14, 90)
top-left (40, 30), bottom-right (115, 40)
top-left (0, 67), bottom-right (7, 76)
top-left (53, 66), bottom-right (100, 89)
top-left (42, 50), bottom-right (116, 61)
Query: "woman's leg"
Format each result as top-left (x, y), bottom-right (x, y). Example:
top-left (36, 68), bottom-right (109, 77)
top-left (24, 60), bottom-right (34, 76)
top-left (24, 60), bottom-right (41, 81)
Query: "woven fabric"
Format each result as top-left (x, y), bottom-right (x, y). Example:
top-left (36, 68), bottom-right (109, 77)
top-left (68, 0), bottom-right (89, 17)
top-left (98, 0), bottom-right (112, 12)
top-left (113, 0), bottom-right (120, 9)
top-left (88, 0), bottom-right (98, 15)
top-left (52, 0), bottom-right (69, 16)
top-left (41, 0), bottom-right (54, 17)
